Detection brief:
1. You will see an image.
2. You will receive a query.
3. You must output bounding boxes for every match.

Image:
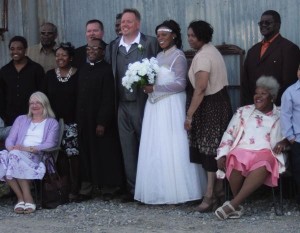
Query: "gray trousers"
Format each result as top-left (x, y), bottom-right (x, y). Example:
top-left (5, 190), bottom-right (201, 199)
top-left (118, 101), bottom-right (144, 194)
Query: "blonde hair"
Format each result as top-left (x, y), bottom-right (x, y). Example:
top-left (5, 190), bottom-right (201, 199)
top-left (27, 91), bottom-right (55, 118)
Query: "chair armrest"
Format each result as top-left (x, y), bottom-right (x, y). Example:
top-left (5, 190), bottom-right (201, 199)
top-left (41, 146), bottom-right (61, 153)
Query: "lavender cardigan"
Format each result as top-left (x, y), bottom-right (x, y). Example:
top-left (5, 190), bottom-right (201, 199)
top-left (5, 115), bottom-right (59, 153)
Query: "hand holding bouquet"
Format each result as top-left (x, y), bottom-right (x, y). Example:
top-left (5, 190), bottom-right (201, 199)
top-left (122, 57), bottom-right (160, 92)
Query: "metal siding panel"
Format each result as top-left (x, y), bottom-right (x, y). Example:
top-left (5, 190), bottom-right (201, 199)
top-left (0, 0), bottom-right (299, 109)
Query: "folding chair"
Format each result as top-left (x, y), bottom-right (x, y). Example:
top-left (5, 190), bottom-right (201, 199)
top-left (271, 145), bottom-right (297, 216)
top-left (34, 118), bottom-right (65, 209)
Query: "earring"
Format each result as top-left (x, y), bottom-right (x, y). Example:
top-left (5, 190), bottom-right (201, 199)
top-left (173, 37), bottom-right (175, 39)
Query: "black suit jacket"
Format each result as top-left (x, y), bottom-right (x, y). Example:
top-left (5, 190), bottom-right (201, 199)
top-left (242, 34), bottom-right (300, 105)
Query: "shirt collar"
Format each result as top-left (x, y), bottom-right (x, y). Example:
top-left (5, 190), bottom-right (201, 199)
top-left (119, 32), bottom-right (141, 47)
top-left (38, 42), bottom-right (58, 54)
top-left (261, 33), bottom-right (280, 44)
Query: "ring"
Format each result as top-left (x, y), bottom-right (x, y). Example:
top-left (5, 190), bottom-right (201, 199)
top-left (143, 90), bottom-right (146, 93)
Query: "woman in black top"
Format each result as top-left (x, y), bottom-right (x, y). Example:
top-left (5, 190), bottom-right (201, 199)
top-left (43, 42), bottom-right (79, 202)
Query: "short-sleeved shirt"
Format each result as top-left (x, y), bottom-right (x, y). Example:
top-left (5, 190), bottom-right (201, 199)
top-left (27, 43), bottom-right (58, 72)
top-left (188, 43), bottom-right (228, 95)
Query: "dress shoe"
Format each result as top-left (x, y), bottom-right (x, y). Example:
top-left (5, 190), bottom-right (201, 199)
top-left (75, 194), bottom-right (92, 203)
top-left (102, 193), bottom-right (114, 201)
top-left (120, 193), bottom-right (134, 203)
top-left (195, 196), bottom-right (218, 212)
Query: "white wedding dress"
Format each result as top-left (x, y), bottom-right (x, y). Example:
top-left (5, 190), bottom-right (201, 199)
top-left (134, 46), bottom-right (207, 204)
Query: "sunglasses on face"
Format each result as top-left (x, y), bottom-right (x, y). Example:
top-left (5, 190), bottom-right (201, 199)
top-left (257, 20), bottom-right (274, 27)
top-left (40, 31), bottom-right (55, 35)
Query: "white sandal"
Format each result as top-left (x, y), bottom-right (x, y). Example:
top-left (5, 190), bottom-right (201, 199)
top-left (229, 205), bottom-right (244, 219)
top-left (215, 201), bottom-right (243, 220)
top-left (24, 203), bottom-right (36, 214)
top-left (14, 201), bottom-right (25, 214)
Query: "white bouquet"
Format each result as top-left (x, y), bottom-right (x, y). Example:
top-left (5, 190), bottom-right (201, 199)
top-left (122, 57), bottom-right (160, 92)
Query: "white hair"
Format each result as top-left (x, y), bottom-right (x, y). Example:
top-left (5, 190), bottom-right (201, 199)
top-left (256, 76), bottom-right (280, 99)
top-left (28, 91), bottom-right (56, 118)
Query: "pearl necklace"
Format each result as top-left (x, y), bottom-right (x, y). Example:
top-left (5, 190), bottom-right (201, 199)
top-left (56, 67), bottom-right (73, 82)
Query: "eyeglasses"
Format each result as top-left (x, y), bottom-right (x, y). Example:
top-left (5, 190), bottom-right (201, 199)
top-left (257, 20), bottom-right (274, 27)
top-left (29, 101), bottom-right (42, 106)
top-left (86, 46), bottom-right (102, 51)
top-left (40, 31), bottom-right (55, 35)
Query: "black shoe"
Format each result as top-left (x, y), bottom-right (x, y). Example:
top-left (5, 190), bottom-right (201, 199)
top-left (120, 193), bottom-right (134, 203)
top-left (102, 193), bottom-right (114, 201)
top-left (76, 194), bottom-right (92, 203)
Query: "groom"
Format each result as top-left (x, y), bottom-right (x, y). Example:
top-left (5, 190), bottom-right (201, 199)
top-left (105, 8), bottom-right (159, 201)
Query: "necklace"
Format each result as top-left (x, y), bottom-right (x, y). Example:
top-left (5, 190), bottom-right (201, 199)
top-left (56, 67), bottom-right (73, 82)
top-left (31, 122), bottom-right (42, 131)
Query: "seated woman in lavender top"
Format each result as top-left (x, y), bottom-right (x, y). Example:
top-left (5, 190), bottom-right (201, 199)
top-left (0, 91), bottom-right (59, 214)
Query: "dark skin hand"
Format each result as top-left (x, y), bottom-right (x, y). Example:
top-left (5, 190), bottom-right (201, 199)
top-left (217, 139), bottom-right (290, 171)
top-left (143, 85), bottom-right (154, 94)
top-left (96, 125), bottom-right (105, 136)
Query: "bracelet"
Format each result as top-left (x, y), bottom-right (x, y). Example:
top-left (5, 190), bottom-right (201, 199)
top-left (186, 116), bottom-right (192, 123)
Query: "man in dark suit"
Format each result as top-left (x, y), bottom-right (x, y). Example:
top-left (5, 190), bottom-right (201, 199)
top-left (105, 8), bottom-right (159, 201)
top-left (73, 19), bottom-right (107, 68)
top-left (242, 10), bottom-right (300, 105)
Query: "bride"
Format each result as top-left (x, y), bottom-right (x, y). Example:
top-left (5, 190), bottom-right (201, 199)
top-left (134, 20), bottom-right (207, 204)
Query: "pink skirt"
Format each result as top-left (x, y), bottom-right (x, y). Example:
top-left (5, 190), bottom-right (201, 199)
top-left (225, 148), bottom-right (279, 187)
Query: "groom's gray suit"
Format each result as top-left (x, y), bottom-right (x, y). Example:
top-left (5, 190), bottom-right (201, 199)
top-left (105, 33), bottom-right (159, 193)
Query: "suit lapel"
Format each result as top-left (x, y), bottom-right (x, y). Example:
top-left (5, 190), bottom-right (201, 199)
top-left (259, 35), bottom-right (282, 63)
top-left (112, 38), bottom-right (121, 77)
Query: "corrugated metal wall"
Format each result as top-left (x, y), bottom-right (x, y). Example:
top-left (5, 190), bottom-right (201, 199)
top-left (1, 0), bottom-right (300, 108)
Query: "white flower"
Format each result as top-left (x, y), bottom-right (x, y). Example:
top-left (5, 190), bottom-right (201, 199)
top-left (122, 57), bottom-right (159, 92)
top-left (138, 44), bottom-right (143, 51)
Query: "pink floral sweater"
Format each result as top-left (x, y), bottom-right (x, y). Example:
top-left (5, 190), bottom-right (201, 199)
top-left (216, 105), bottom-right (286, 173)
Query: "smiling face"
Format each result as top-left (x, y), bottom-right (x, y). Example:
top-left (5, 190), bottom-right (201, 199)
top-left (259, 14), bottom-right (280, 40)
top-left (254, 87), bottom-right (273, 113)
top-left (29, 97), bottom-right (44, 118)
top-left (86, 40), bottom-right (104, 62)
top-left (86, 22), bottom-right (104, 43)
top-left (121, 12), bottom-right (140, 38)
top-left (187, 27), bottom-right (205, 50)
top-left (156, 27), bottom-right (175, 50)
top-left (55, 48), bottom-right (72, 69)
top-left (10, 41), bottom-right (26, 62)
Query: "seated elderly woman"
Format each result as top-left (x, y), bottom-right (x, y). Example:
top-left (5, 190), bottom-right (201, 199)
top-left (0, 91), bottom-right (59, 214)
top-left (214, 76), bottom-right (288, 220)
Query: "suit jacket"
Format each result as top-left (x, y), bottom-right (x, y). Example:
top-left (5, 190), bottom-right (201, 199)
top-left (242, 34), bottom-right (300, 105)
top-left (72, 45), bottom-right (87, 69)
top-left (105, 33), bottom-right (159, 105)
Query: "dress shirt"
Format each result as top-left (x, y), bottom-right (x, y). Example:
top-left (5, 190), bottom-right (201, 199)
top-left (119, 32), bottom-right (141, 52)
top-left (280, 80), bottom-right (300, 142)
top-left (260, 33), bottom-right (279, 57)
top-left (27, 43), bottom-right (58, 72)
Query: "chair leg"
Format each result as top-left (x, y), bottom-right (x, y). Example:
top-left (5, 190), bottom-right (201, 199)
top-left (272, 176), bottom-right (283, 216)
top-left (39, 179), bottom-right (43, 209)
top-left (33, 180), bottom-right (43, 210)
top-left (224, 179), bottom-right (231, 201)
